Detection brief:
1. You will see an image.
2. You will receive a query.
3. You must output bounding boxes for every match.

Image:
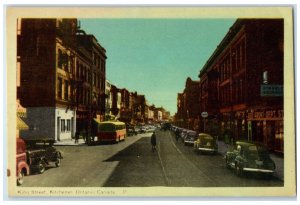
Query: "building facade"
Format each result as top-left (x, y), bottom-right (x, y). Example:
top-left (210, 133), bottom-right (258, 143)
top-left (198, 19), bottom-right (283, 152)
top-left (18, 18), bottom-right (107, 141)
top-left (19, 18), bottom-right (78, 141)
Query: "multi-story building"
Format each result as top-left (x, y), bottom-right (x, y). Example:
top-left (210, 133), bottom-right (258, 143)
top-left (76, 33), bottom-right (107, 122)
top-left (18, 18), bottom-right (107, 141)
top-left (18, 18), bottom-right (78, 141)
top-left (119, 88), bottom-right (131, 124)
top-left (136, 95), bottom-right (146, 124)
top-left (198, 19), bottom-right (283, 152)
top-left (110, 84), bottom-right (121, 119)
top-left (183, 77), bottom-right (200, 130)
top-left (76, 33), bottom-right (107, 127)
top-left (147, 105), bottom-right (155, 123)
top-left (175, 93), bottom-right (185, 127)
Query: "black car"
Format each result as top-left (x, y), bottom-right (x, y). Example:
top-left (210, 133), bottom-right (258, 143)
top-left (183, 131), bottom-right (197, 146)
top-left (26, 140), bottom-right (62, 174)
top-left (225, 141), bottom-right (276, 177)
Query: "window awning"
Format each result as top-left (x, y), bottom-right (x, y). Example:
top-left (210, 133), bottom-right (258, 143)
top-left (17, 116), bottom-right (29, 130)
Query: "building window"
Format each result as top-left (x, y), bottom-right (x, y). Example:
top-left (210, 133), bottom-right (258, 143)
top-left (58, 49), bottom-right (63, 68)
top-left (263, 71), bottom-right (268, 84)
top-left (64, 80), bottom-right (69, 100)
top-left (58, 77), bottom-right (63, 99)
top-left (232, 50), bottom-right (237, 72)
top-left (76, 61), bottom-right (79, 78)
top-left (82, 65), bottom-right (85, 80)
top-left (93, 73), bottom-right (96, 86)
top-left (67, 119), bottom-right (71, 132)
top-left (61, 119), bottom-right (65, 132)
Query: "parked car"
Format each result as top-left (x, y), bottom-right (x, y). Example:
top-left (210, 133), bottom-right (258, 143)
top-left (183, 131), bottom-right (197, 146)
top-left (180, 129), bottom-right (189, 141)
top-left (145, 125), bottom-right (156, 133)
top-left (136, 126), bottom-right (146, 134)
top-left (225, 141), bottom-right (276, 177)
top-left (16, 138), bottom-right (30, 186)
top-left (25, 139), bottom-right (63, 174)
top-left (193, 133), bottom-right (218, 154)
top-left (126, 126), bottom-right (137, 136)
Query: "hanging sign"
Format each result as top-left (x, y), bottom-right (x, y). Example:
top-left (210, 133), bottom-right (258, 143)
top-left (201, 112), bottom-right (208, 118)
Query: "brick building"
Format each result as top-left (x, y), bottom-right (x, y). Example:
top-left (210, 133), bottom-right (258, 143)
top-left (18, 18), bottom-right (107, 141)
top-left (198, 19), bottom-right (283, 152)
top-left (183, 77), bottom-right (200, 130)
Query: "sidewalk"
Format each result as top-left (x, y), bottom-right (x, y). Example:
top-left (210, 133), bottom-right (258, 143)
top-left (54, 138), bottom-right (86, 146)
top-left (217, 140), bottom-right (284, 181)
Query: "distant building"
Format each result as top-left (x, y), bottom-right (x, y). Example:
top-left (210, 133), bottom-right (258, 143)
top-left (183, 77), bottom-right (200, 130)
top-left (110, 84), bottom-right (122, 119)
top-left (175, 93), bottom-right (185, 127)
top-left (119, 88), bottom-right (131, 124)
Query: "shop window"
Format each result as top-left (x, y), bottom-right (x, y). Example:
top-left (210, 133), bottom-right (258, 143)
top-left (61, 119), bottom-right (65, 132)
top-left (67, 119), bottom-right (71, 132)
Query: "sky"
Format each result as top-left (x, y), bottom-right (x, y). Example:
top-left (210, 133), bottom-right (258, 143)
top-left (79, 18), bottom-right (236, 115)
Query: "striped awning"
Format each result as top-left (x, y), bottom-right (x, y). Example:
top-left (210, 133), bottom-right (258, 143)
top-left (17, 116), bottom-right (29, 130)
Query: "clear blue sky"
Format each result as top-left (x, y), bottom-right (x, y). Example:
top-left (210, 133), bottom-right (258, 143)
top-left (79, 19), bottom-right (236, 115)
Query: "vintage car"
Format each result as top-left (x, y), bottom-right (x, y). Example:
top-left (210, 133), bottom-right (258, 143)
top-left (126, 126), bottom-right (137, 136)
top-left (183, 131), bottom-right (197, 146)
top-left (25, 139), bottom-right (63, 174)
top-left (225, 141), bottom-right (276, 177)
top-left (16, 138), bottom-right (30, 186)
top-left (193, 133), bottom-right (218, 154)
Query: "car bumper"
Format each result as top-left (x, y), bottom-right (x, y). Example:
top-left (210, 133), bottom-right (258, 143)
top-left (184, 140), bottom-right (194, 144)
top-left (197, 147), bottom-right (217, 152)
top-left (243, 167), bottom-right (275, 173)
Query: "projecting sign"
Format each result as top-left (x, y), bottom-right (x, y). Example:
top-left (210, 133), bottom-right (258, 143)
top-left (260, 85), bottom-right (283, 96)
top-left (201, 112), bottom-right (208, 118)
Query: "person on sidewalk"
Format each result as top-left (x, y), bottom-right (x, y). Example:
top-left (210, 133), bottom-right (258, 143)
top-left (75, 131), bottom-right (80, 144)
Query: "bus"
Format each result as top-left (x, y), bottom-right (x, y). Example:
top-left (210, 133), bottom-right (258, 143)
top-left (93, 119), bottom-right (127, 143)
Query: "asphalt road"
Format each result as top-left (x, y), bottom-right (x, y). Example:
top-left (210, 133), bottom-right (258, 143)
top-left (21, 130), bottom-right (283, 187)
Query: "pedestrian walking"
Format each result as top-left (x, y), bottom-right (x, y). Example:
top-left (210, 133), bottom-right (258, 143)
top-left (151, 132), bottom-right (157, 151)
top-left (75, 131), bottom-right (79, 144)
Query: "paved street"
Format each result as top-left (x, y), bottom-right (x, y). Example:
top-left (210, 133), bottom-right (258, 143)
top-left (22, 130), bottom-right (283, 187)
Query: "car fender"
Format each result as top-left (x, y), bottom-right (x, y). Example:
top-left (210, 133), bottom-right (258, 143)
top-left (17, 161), bottom-right (30, 175)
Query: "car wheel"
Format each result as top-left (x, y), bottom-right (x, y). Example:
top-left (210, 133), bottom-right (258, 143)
top-left (38, 161), bottom-right (46, 174)
top-left (17, 171), bottom-right (24, 186)
top-left (55, 158), bottom-right (61, 167)
top-left (235, 163), bottom-right (243, 177)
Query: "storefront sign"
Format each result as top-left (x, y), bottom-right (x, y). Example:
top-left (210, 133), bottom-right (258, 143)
top-left (260, 85), bottom-right (283, 96)
top-left (201, 112), bottom-right (208, 118)
top-left (247, 109), bottom-right (283, 120)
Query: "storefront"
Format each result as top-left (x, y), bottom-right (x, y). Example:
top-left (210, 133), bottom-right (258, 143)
top-left (247, 109), bottom-right (284, 153)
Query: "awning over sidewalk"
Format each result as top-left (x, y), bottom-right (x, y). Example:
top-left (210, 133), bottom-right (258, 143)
top-left (17, 116), bottom-right (29, 130)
